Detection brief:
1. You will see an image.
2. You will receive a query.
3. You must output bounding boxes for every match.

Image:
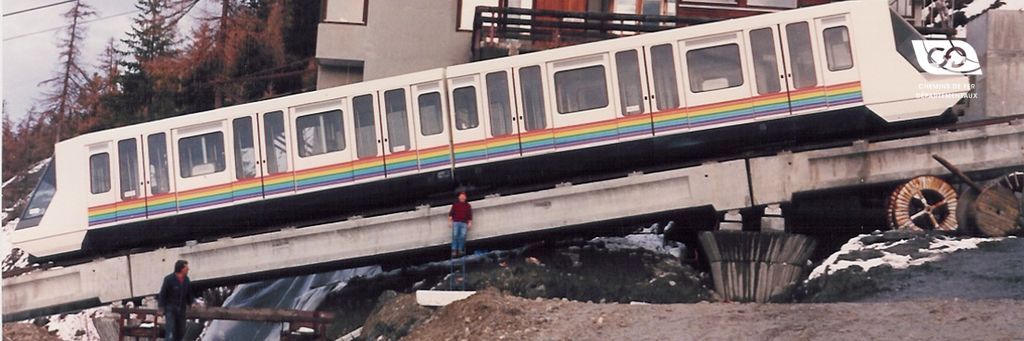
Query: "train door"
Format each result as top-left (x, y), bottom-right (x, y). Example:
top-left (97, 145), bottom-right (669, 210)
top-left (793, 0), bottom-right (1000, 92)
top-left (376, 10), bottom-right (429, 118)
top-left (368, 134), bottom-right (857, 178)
top-left (779, 20), bottom-right (826, 115)
top-left (548, 53), bottom-right (618, 151)
top-left (513, 64), bottom-right (555, 155)
top-left (230, 115), bottom-right (264, 202)
top-left (143, 132), bottom-right (178, 218)
top-left (815, 15), bottom-right (861, 109)
top-left (259, 110), bottom-right (295, 197)
top-left (612, 48), bottom-right (655, 140)
top-left (680, 32), bottom-right (754, 131)
top-left (290, 99), bottom-right (355, 192)
top-left (482, 70), bottom-right (523, 161)
top-left (85, 141), bottom-right (118, 226)
top-left (746, 26), bottom-right (790, 119)
top-left (646, 42), bottom-right (686, 136)
top-left (350, 93), bottom-right (386, 182)
top-left (379, 87), bottom-right (419, 177)
top-left (448, 75), bottom-right (488, 166)
top-left (114, 136), bottom-right (147, 222)
top-left (171, 121), bottom-right (234, 212)
top-left (412, 80), bottom-right (453, 171)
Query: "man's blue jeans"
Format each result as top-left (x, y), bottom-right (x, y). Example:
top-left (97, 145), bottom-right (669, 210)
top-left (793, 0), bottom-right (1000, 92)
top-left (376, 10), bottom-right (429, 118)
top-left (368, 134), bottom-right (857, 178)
top-left (164, 306), bottom-right (185, 341)
top-left (452, 221), bottom-right (468, 253)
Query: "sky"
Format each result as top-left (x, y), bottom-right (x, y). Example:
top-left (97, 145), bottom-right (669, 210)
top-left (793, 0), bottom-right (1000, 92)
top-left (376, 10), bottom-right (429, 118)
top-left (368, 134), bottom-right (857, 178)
top-left (2, 0), bottom-right (209, 122)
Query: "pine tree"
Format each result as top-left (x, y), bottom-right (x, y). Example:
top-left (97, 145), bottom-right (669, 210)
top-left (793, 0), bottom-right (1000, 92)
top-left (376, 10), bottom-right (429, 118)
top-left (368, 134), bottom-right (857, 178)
top-left (119, 0), bottom-right (181, 122)
top-left (38, 0), bottom-right (95, 143)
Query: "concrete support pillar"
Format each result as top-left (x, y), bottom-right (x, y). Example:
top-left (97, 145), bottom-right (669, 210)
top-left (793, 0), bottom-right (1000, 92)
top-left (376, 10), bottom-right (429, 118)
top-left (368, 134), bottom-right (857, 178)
top-left (719, 210), bottom-right (743, 231)
top-left (699, 231), bottom-right (816, 303)
top-left (760, 204), bottom-right (785, 232)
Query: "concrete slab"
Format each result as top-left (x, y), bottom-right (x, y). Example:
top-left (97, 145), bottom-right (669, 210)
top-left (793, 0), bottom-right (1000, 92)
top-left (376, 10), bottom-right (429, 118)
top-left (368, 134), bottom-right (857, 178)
top-left (416, 290), bottom-right (477, 307)
top-left (749, 120), bottom-right (1024, 205)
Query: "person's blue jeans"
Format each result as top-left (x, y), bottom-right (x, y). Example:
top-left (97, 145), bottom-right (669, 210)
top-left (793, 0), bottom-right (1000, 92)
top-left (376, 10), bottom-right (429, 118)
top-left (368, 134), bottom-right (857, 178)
top-left (452, 221), bottom-right (468, 253)
top-left (164, 306), bottom-right (185, 341)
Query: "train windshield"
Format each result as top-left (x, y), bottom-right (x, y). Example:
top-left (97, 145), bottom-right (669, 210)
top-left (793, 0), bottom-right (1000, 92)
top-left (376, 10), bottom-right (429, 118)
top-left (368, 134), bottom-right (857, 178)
top-left (16, 160), bottom-right (56, 230)
top-left (890, 10), bottom-right (925, 72)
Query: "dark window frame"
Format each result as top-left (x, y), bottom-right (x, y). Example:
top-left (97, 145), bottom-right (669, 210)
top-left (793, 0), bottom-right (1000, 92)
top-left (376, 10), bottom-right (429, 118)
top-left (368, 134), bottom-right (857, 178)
top-left (823, 25), bottom-right (854, 71)
top-left (686, 43), bottom-right (745, 93)
top-left (295, 109), bottom-right (347, 158)
top-left (90, 152), bottom-right (111, 194)
top-left (418, 92), bottom-right (445, 136)
top-left (553, 64), bottom-right (610, 114)
top-left (178, 131), bottom-right (227, 178)
top-left (453, 86), bottom-right (481, 130)
top-left (320, 0), bottom-right (369, 25)
top-left (147, 133), bottom-right (172, 194)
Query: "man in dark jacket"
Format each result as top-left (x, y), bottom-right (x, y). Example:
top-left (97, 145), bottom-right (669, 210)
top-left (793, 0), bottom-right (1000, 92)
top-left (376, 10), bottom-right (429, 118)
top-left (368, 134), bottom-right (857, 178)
top-left (448, 191), bottom-right (472, 257)
top-left (158, 260), bottom-right (193, 341)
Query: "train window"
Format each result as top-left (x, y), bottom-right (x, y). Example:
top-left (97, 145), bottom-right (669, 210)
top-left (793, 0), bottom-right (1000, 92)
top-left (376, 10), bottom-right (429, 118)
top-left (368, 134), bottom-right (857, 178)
top-left (687, 44), bottom-right (744, 93)
top-left (519, 66), bottom-right (547, 131)
top-left (554, 65), bottom-right (609, 114)
top-left (823, 26), bottom-right (853, 71)
top-left (485, 71), bottom-right (513, 136)
top-left (263, 111), bottom-right (289, 174)
top-left (384, 89), bottom-right (411, 153)
top-left (785, 22), bottom-right (818, 89)
top-left (750, 28), bottom-right (781, 94)
top-left (615, 50), bottom-right (645, 115)
top-left (147, 133), bottom-right (171, 194)
top-left (232, 117), bottom-right (257, 180)
top-left (453, 86), bottom-right (480, 130)
top-left (418, 92), bottom-right (444, 136)
top-left (90, 153), bottom-right (111, 194)
top-left (179, 132), bottom-right (226, 178)
top-left (18, 160), bottom-right (56, 227)
top-left (297, 110), bottom-right (346, 157)
top-left (650, 44), bottom-right (679, 110)
top-left (353, 94), bottom-right (378, 158)
top-left (890, 11), bottom-right (924, 72)
top-left (118, 139), bottom-right (139, 199)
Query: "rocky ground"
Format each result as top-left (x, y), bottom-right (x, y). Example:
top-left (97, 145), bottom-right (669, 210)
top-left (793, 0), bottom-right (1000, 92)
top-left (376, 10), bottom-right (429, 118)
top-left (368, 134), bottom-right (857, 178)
top-left (335, 230), bottom-right (1024, 341)
top-left (402, 289), bottom-right (1023, 341)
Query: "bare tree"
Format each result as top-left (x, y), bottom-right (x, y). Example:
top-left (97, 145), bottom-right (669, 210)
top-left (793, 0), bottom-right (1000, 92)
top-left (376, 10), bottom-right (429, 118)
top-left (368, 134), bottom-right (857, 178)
top-left (38, 0), bottom-right (96, 143)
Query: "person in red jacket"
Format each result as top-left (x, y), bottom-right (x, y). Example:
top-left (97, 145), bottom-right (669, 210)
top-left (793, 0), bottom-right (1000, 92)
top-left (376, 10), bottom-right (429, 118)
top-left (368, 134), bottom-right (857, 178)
top-left (448, 191), bottom-right (472, 257)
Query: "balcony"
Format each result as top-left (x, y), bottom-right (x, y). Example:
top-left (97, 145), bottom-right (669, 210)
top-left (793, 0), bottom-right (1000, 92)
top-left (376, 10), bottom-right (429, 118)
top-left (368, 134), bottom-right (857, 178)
top-left (470, 6), bottom-right (714, 61)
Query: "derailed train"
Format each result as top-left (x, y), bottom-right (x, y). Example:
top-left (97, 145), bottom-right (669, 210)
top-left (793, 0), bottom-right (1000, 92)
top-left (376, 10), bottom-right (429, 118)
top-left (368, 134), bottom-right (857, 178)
top-left (14, 0), bottom-right (969, 261)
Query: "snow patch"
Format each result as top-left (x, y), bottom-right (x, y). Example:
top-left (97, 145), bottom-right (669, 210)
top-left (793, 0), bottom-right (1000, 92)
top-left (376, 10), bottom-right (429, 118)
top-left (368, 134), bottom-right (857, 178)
top-left (809, 234), bottom-right (1004, 281)
top-left (45, 307), bottom-right (109, 340)
top-left (2, 217), bottom-right (30, 272)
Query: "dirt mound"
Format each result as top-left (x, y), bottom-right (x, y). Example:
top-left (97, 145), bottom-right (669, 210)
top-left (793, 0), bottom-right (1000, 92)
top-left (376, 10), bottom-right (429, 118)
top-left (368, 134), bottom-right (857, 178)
top-left (361, 291), bottom-right (434, 341)
top-left (2, 323), bottom-right (62, 341)
top-left (403, 288), bottom-right (543, 341)
top-left (441, 243), bottom-right (711, 304)
top-left (404, 289), bottom-right (1024, 340)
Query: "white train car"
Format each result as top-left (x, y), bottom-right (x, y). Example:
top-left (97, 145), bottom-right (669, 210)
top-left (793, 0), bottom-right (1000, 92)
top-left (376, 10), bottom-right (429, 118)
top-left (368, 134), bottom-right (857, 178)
top-left (13, 0), bottom-right (969, 261)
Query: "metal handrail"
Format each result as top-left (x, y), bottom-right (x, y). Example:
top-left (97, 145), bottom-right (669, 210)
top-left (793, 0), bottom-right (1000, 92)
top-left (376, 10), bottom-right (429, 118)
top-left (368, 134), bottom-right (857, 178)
top-left (470, 6), bottom-right (715, 60)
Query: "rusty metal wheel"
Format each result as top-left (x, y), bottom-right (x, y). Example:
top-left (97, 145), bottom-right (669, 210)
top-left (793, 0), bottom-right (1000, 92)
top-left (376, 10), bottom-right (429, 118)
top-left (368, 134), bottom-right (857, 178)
top-left (1000, 171), bottom-right (1024, 230)
top-left (887, 176), bottom-right (959, 232)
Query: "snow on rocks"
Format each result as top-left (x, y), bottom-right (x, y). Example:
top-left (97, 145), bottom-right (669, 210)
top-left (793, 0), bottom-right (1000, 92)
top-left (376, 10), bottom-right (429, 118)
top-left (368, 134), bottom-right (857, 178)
top-left (44, 307), bottom-right (110, 341)
top-left (809, 231), bottom-right (1007, 281)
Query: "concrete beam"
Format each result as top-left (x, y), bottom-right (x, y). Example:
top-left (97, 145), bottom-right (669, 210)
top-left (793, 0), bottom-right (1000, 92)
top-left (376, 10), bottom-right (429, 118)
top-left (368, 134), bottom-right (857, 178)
top-left (2, 257), bottom-right (133, 321)
top-left (127, 160), bottom-right (750, 300)
top-left (749, 120), bottom-right (1024, 205)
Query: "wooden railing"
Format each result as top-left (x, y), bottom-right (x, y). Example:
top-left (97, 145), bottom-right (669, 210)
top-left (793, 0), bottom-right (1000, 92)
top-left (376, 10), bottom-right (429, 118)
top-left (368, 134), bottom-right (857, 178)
top-left (110, 306), bottom-right (335, 340)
